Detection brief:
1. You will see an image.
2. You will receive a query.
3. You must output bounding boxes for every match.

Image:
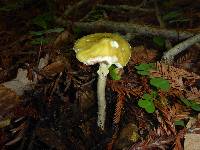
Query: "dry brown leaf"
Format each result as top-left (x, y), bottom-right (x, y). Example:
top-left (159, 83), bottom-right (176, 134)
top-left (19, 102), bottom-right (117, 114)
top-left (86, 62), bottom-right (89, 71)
top-left (53, 30), bottom-right (73, 48)
top-left (40, 60), bottom-right (65, 77)
top-left (174, 129), bottom-right (186, 150)
top-left (0, 85), bottom-right (20, 118)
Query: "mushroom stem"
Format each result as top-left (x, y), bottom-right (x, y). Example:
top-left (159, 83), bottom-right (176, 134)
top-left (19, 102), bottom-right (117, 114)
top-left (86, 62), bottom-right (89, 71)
top-left (97, 63), bottom-right (110, 130)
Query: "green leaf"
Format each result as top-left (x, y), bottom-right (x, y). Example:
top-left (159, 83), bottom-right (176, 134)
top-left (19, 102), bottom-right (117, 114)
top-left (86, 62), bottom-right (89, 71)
top-left (180, 97), bottom-right (200, 112)
top-left (137, 70), bottom-right (149, 75)
top-left (30, 28), bottom-right (64, 36)
top-left (175, 120), bottom-right (185, 127)
top-left (138, 98), bottom-right (155, 113)
top-left (153, 36), bottom-right (165, 48)
top-left (143, 93), bottom-right (152, 100)
top-left (30, 37), bottom-right (49, 45)
top-left (190, 101), bottom-right (200, 112)
top-left (180, 98), bottom-right (191, 107)
top-left (135, 63), bottom-right (154, 71)
top-left (150, 77), bottom-right (170, 91)
top-left (45, 28), bottom-right (64, 34)
top-left (138, 93), bottom-right (156, 113)
top-left (109, 65), bottom-right (121, 80)
top-left (151, 91), bottom-right (157, 98)
top-left (135, 63), bottom-right (155, 76)
top-left (30, 31), bottom-right (46, 36)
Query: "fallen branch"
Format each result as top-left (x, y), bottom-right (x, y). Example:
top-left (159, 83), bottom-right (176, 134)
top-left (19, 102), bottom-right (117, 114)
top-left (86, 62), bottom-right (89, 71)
top-left (63, 0), bottom-right (91, 17)
top-left (56, 0), bottom-right (99, 25)
top-left (162, 34), bottom-right (200, 64)
top-left (96, 4), bottom-right (154, 13)
top-left (74, 21), bottom-right (197, 40)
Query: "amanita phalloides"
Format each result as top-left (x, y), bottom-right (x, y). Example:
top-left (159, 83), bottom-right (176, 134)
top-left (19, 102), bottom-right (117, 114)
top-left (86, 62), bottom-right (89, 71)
top-left (73, 33), bottom-right (131, 130)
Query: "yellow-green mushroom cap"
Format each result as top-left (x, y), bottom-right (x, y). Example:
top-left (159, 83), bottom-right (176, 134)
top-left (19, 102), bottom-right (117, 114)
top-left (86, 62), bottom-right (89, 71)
top-left (73, 33), bottom-right (131, 68)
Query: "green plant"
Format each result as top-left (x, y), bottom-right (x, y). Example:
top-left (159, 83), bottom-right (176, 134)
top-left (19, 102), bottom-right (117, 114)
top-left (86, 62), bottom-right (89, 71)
top-left (30, 37), bottom-right (50, 45)
top-left (109, 65), bottom-right (121, 80)
top-left (150, 77), bottom-right (170, 91)
top-left (135, 63), bottom-right (155, 75)
top-left (29, 12), bottom-right (65, 45)
top-left (174, 119), bottom-right (185, 127)
top-left (30, 28), bottom-right (64, 36)
top-left (29, 27), bottom-right (64, 45)
top-left (135, 63), bottom-right (170, 113)
top-left (138, 92), bottom-right (157, 113)
top-left (180, 98), bottom-right (200, 112)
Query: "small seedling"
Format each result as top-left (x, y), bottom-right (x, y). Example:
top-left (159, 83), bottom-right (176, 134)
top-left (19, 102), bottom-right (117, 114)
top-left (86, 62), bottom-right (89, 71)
top-left (180, 97), bottom-right (200, 112)
top-left (174, 119), bottom-right (185, 127)
top-left (150, 77), bottom-right (170, 91)
top-left (135, 63), bottom-right (155, 75)
top-left (136, 63), bottom-right (170, 113)
top-left (138, 91), bottom-right (157, 113)
top-left (109, 65), bottom-right (121, 80)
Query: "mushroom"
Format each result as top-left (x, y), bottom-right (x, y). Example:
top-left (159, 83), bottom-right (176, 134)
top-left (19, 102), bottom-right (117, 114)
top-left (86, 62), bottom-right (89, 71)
top-left (73, 33), bottom-right (131, 130)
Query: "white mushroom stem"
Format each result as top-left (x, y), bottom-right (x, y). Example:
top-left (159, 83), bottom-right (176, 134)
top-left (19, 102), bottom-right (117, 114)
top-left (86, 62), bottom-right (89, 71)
top-left (97, 63), bottom-right (110, 130)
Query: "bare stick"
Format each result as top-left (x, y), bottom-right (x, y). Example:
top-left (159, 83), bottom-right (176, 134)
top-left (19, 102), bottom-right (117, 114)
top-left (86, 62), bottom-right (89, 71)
top-left (56, 0), bottom-right (94, 25)
top-left (96, 4), bottom-right (154, 13)
top-left (162, 34), bottom-right (200, 64)
top-left (74, 21), bottom-right (197, 41)
top-left (63, 0), bottom-right (91, 17)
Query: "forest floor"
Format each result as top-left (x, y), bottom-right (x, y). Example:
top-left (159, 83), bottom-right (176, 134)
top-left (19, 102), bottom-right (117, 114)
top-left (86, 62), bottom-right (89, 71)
top-left (0, 0), bottom-right (200, 149)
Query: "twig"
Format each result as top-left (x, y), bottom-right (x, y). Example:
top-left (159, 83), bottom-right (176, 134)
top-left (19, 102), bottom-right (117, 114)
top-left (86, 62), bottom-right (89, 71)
top-left (80, 6), bottom-right (108, 22)
top-left (74, 21), bottom-right (197, 40)
top-left (50, 72), bottom-right (62, 96)
top-left (162, 34), bottom-right (200, 64)
top-left (55, 0), bottom-right (94, 25)
top-left (63, 0), bottom-right (91, 17)
top-left (96, 4), bottom-right (154, 13)
top-left (80, 78), bottom-right (95, 87)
